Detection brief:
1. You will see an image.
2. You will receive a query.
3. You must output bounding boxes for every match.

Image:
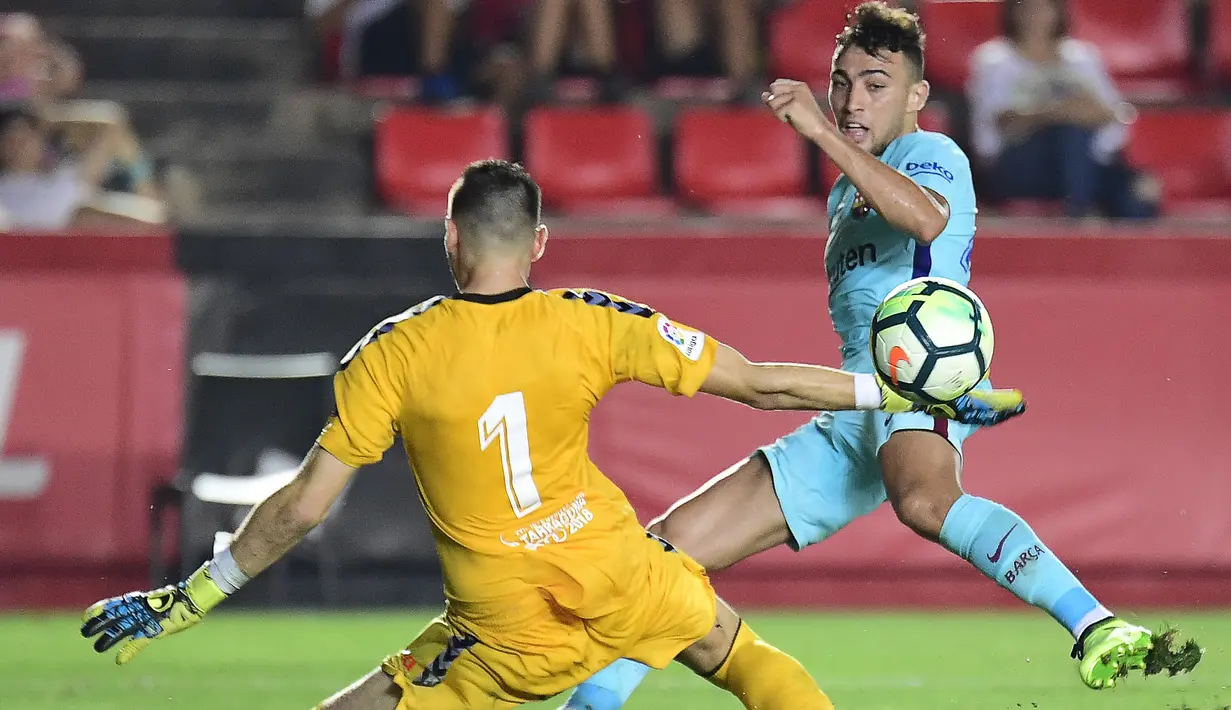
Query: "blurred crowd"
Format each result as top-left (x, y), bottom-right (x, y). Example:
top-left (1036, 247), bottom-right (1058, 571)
top-left (308, 0), bottom-right (778, 107)
top-left (0, 1), bottom-right (1178, 229)
top-left (0, 13), bottom-right (166, 232)
top-left (311, 0), bottom-right (1165, 219)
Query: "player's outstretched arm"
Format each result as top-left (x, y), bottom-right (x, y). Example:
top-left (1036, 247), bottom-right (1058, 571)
top-left (762, 79), bottom-right (949, 244)
top-left (81, 445), bottom-right (357, 665)
top-left (698, 342), bottom-right (1025, 425)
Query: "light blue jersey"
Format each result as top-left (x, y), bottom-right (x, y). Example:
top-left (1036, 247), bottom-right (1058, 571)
top-left (755, 129), bottom-right (983, 551)
top-left (824, 130), bottom-right (977, 372)
top-left (565, 131), bottom-right (1109, 710)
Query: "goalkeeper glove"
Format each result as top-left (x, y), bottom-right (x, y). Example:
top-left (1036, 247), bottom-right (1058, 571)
top-left (81, 563), bottom-right (227, 665)
top-left (879, 377), bottom-right (1026, 426)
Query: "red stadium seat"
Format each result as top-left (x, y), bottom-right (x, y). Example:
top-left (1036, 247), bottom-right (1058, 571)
top-left (374, 107), bottom-right (508, 214)
top-left (1068, 0), bottom-right (1191, 98)
top-left (1125, 109), bottom-right (1231, 213)
top-left (524, 107), bottom-right (674, 216)
top-left (769, 0), bottom-right (854, 86)
top-left (917, 0), bottom-right (1003, 92)
top-left (674, 108), bottom-right (819, 217)
top-left (1211, 0), bottom-right (1231, 84)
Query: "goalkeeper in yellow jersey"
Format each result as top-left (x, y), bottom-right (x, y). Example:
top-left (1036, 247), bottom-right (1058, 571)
top-left (81, 159), bottom-right (1024, 710)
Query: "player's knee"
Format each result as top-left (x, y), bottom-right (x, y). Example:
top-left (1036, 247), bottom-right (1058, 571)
top-left (646, 514), bottom-right (695, 556)
top-left (890, 488), bottom-right (957, 540)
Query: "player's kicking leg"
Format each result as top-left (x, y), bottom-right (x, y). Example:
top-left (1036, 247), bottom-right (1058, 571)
top-left (878, 426), bottom-right (1155, 689)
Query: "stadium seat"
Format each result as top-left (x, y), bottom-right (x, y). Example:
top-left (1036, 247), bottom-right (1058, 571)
top-left (769, 0), bottom-right (854, 86)
top-left (1125, 109), bottom-right (1231, 213)
top-left (1068, 0), bottom-right (1192, 99)
top-left (917, 0), bottom-right (1004, 92)
top-left (1211, 0), bottom-right (1231, 84)
top-left (524, 107), bottom-right (676, 216)
top-left (374, 107), bottom-right (508, 215)
top-left (675, 108), bottom-right (820, 218)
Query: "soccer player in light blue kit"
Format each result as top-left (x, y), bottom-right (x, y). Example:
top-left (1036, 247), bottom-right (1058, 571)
top-left (560, 4), bottom-right (1162, 708)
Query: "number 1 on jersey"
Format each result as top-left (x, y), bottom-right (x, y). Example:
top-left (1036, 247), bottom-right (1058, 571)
top-left (479, 392), bottom-right (542, 518)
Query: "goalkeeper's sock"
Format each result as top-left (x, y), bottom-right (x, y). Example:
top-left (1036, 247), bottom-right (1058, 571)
top-left (940, 494), bottom-right (1113, 640)
top-left (705, 620), bottom-right (834, 710)
top-left (562, 659), bottom-right (652, 710)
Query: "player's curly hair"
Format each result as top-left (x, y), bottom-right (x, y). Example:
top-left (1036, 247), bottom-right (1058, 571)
top-left (835, 2), bottom-right (926, 80)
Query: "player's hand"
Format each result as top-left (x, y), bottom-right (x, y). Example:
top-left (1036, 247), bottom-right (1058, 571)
top-left (81, 563), bottom-right (227, 665)
top-left (762, 79), bottom-right (833, 140)
top-left (879, 377), bottom-right (1026, 426)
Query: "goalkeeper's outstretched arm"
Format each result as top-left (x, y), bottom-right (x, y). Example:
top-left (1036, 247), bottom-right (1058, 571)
top-left (227, 445), bottom-right (357, 580)
top-left (697, 342), bottom-right (1026, 426)
top-left (698, 342), bottom-right (881, 412)
top-left (80, 444), bottom-right (357, 665)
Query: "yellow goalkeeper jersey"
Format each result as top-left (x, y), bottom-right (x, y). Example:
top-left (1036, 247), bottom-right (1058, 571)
top-left (316, 287), bottom-right (718, 625)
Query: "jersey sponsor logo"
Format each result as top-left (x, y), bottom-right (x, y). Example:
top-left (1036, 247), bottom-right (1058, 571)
top-left (887, 345), bottom-right (911, 386)
top-left (960, 237), bottom-right (974, 273)
top-left (905, 161), bottom-right (955, 183)
top-left (500, 492), bottom-right (595, 551)
top-left (655, 315), bottom-right (705, 361)
top-left (825, 242), bottom-right (878, 288)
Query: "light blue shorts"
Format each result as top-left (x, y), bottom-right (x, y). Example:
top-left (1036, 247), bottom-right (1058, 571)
top-left (758, 409), bottom-right (978, 550)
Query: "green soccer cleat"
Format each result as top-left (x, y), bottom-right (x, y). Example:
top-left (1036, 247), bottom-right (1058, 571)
top-left (1072, 618), bottom-right (1153, 690)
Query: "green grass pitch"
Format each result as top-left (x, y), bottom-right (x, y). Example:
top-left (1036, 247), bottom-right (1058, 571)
top-left (4, 610), bottom-right (1224, 709)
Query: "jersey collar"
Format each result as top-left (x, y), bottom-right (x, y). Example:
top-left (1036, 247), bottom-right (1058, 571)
top-left (452, 287), bottom-right (533, 304)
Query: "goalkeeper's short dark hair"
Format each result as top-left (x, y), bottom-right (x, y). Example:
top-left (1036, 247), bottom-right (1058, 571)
top-left (836, 2), bottom-right (926, 81)
top-left (449, 159), bottom-right (543, 246)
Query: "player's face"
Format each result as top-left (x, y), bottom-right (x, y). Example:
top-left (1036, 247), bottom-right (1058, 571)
top-left (829, 47), bottom-right (928, 156)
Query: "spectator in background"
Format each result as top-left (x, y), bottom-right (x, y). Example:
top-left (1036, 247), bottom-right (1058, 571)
top-left (966, 0), bottom-right (1156, 218)
top-left (467, 0), bottom-right (535, 109)
top-left (525, 0), bottom-right (625, 104)
top-left (0, 102), bottom-right (163, 230)
top-left (307, 0), bottom-right (466, 102)
top-left (0, 13), bottom-right (161, 203)
top-left (650, 0), bottom-right (762, 103)
top-left (0, 13), bottom-right (81, 105)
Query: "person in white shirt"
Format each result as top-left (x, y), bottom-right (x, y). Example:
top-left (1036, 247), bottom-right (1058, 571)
top-left (966, 0), bottom-right (1156, 218)
top-left (0, 102), bottom-right (116, 230)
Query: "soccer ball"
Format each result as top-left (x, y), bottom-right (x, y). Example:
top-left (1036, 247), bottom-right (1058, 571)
top-left (870, 277), bottom-right (994, 404)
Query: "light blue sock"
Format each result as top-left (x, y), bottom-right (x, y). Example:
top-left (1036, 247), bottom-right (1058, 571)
top-left (939, 494), bottom-right (1113, 640)
top-left (562, 659), bottom-right (653, 710)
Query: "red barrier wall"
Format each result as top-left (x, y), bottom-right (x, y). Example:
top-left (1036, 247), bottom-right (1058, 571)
top-left (0, 233), bottom-right (185, 607)
top-left (538, 228), bottom-right (1231, 608)
top-left (2, 227), bottom-right (1225, 610)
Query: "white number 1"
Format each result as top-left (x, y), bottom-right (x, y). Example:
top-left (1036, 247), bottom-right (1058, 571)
top-left (479, 392), bottom-right (541, 518)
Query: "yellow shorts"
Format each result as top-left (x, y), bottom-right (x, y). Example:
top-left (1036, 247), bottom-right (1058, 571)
top-left (381, 534), bottom-right (716, 709)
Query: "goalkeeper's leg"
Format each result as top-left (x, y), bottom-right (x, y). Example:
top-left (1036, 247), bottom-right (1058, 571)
top-left (561, 453), bottom-right (799, 710)
top-left (316, 668), bottom-right (401, 710)
top-left (677, 598), bottom-right (834, 710)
